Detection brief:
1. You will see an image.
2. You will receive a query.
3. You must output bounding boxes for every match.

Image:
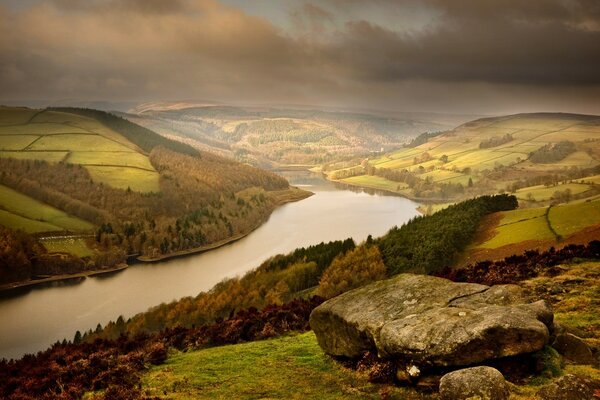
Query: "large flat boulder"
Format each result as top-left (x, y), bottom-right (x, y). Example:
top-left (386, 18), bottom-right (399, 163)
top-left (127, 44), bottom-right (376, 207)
top-left (309, 274), bottom-right (553, 367)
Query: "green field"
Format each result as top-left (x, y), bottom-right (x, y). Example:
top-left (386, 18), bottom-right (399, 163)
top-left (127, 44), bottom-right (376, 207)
top-left (0, 209), bottom-right (62, 233)
top-left (476, 198), bottom-right (600, 250)
top-left (0, 135), bottom-right (38, 150)
top-left (142, 332), bottom-right (407, 400)
top-left (0, 184), bottom-right (93, 233)
top-left (28, 134), bottom-right (135, 152)
top-left (0, 108), bottom-right (160, 193)
top-left (341, 175), bottom-right (407, 192)
top-left (41, 238), bottom-right (95, 257)
top-left (480, 211), bottom-right (555, 249)
top-left (549, 200), bottom-right (600, 237)
top-left (66, 151), bottom-right (154, 170)
top-left (0, 122), bottom-right (89, 135)
top-left (327, 113), bottom-right (600, 204)
top-left (516, 182), bottom-right (594, 201)
top-left (86, 166), bottom-right (160, 192)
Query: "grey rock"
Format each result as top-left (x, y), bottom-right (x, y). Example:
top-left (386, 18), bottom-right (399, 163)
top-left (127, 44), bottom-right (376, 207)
top-left (439, 366), bottom-right (509, 400)
top-left (537, 374), bottom-right (600, 400)
top-left (310, 274), bottom-right (553, 367)
top-left (552, 333), bottom-right (596, 365)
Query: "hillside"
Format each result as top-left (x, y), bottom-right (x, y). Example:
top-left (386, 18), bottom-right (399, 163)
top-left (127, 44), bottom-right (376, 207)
top-left (0, 106), bottom-right (309, 287)
top-left (459, 197), bottom-right (600, 265)
top-left (324, 113), bottom-right (600, 204)
top-left (123, 103), bottom-right (470, 167)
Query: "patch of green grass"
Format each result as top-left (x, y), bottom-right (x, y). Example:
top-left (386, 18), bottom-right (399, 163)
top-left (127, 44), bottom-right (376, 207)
top-left (515, 183), bottom-right (593, 201)
top-left (0, 123), bottom-right (89, 135)
top-left (497, 207), bottom-right (547, 225)
top-left (28, 134), bottom-right (135, 152)
top-left (479, 208), bottom-right (555, 249)
top-left (67, 151), bottom-right (154, 170)
top-left (0, 209), bottom-right (62, 233)
top-left (0, 184), bottom-right (93, 231)
top-left (341, 175), bottom-right (407, 192)
top-left (86, 166), bottom-right (160, 192)
top-left (41, 238), bottom-right (95, 257)
top-left (0, 151), bottom-right (69, 162)
top-left (142, 332), bottom-right (411, 400)
top-left (549, 199), bottom-right (600, 237)
top-left (0, 135), bottom-right (39, 150)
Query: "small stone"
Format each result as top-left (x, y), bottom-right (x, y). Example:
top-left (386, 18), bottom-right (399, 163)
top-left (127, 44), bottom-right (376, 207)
top-left (439, 366), bottom-right (509, 400)
top-left (407, 365), bottom-right (421, 378)
top-left (552, 333), bottom-right (596, 365)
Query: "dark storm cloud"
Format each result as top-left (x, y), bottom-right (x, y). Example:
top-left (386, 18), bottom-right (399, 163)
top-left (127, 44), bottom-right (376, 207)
top-left (0, 0), bottom-right (599, 114)
top-left (318, 0), bottom-right (600, 85)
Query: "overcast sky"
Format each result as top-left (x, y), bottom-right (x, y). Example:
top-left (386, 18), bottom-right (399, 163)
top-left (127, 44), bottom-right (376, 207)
top-left (1, 0), bottom-right (599, 114)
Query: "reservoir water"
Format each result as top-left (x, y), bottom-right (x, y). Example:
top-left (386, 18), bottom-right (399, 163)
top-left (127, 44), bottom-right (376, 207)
top-left (0, 173), bottom-right (419, 360)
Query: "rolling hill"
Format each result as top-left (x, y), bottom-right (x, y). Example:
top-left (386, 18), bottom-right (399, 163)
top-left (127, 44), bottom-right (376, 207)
top-left (122, 103), bottom-right (475, 167)
top-left (324, 113), bottom-right (600, 204)
top-left (0, 106), bottom-right (309, 286)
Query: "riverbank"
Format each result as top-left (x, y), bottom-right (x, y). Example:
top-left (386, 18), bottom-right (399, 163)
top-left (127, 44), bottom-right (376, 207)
top-left (137, 186), bottom-right (312, 263)
top-left (0, 263), bottom-right (129, 292)
top-left (0, 187), bottom-right (312, 291)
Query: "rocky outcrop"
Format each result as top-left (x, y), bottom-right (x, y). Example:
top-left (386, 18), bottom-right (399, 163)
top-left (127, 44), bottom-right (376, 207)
top-left (439, 366), bottom-right (509, 400)
top-left (309, 274), bottom-right (553, 367)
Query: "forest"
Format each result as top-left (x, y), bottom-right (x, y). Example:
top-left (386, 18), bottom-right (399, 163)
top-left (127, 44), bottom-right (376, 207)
top-left (0, 108), bottom-right (308, 285)
top-left (83, 195), bottom-right (518, 340)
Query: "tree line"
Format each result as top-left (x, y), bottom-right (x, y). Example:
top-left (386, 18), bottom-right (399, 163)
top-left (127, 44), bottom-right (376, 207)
top-left (86, 195), bottom-right (517, 340)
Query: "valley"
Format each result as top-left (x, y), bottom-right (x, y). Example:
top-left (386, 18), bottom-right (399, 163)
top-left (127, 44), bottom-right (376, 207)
top-left (0, 106), bottom-right (309, 288)
top-left (124, 102), bottom-right (474, 167)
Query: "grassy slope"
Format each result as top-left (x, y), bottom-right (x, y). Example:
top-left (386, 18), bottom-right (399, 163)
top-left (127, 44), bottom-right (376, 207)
top-left (328, 113), bottom-right (600, 202)
top-left (0, 107), bottom-right (160, 192)
top-left (140, 261), bottom-right (600, 400)
top-left (0, 184), bottom-right (93, 233)
top-left (460, 198), bottom-right (600, 264)
top-left (142, 332), bottom-right (420, 400)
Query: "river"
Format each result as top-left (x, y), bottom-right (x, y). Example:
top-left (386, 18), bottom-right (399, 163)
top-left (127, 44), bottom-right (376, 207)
top-left (0, 172), bottom-right (419, 360)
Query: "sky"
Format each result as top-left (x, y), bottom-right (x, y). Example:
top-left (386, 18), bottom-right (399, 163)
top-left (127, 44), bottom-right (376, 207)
top-left (1, 0), bottom-right (599, 115)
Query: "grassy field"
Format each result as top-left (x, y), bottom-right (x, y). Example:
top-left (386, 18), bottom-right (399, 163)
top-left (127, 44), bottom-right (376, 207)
top-left (66, 151), bottom-right (154, 170)
top-left (479, 210), bottom-right (555, 249)
top-left (40, 238), bottom-right (95, 257)
top-left (0, 184), bottom-right (93, 233)
top-left (142, 332), bottom-right (410, 400)
top-left (515, 182), bottom-right (594, 202)
top-left (468, 198), bottom-right (600, 253)
top-left (326, 113), bottom-right (600, 204)
top-left (0, 108), bottom-right (160, 193)
top-left (0, 209), bottom-right (62, 233)
top-left (86, 166), bottom-right (160, 192)
top-left (341, 175), bottom-right (407, 192)
top-left (549, 200), bottom-right (600, 237)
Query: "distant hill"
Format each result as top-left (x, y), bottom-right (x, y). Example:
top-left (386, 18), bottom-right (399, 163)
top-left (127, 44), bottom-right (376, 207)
top-left (325, 112), bottom-right (600, 204)
top-left (123, 103), bottom-right (473, 167)
top-left (0, 106), bottom-right (309, 287)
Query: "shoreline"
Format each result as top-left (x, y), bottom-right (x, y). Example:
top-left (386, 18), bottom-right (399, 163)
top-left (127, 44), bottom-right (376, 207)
top-left (137, 186), bottom-right (312, 263)
top-left (0, 186), bottom-right (312, 291)
top-left (0, 263), bottom-right (129, 292)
